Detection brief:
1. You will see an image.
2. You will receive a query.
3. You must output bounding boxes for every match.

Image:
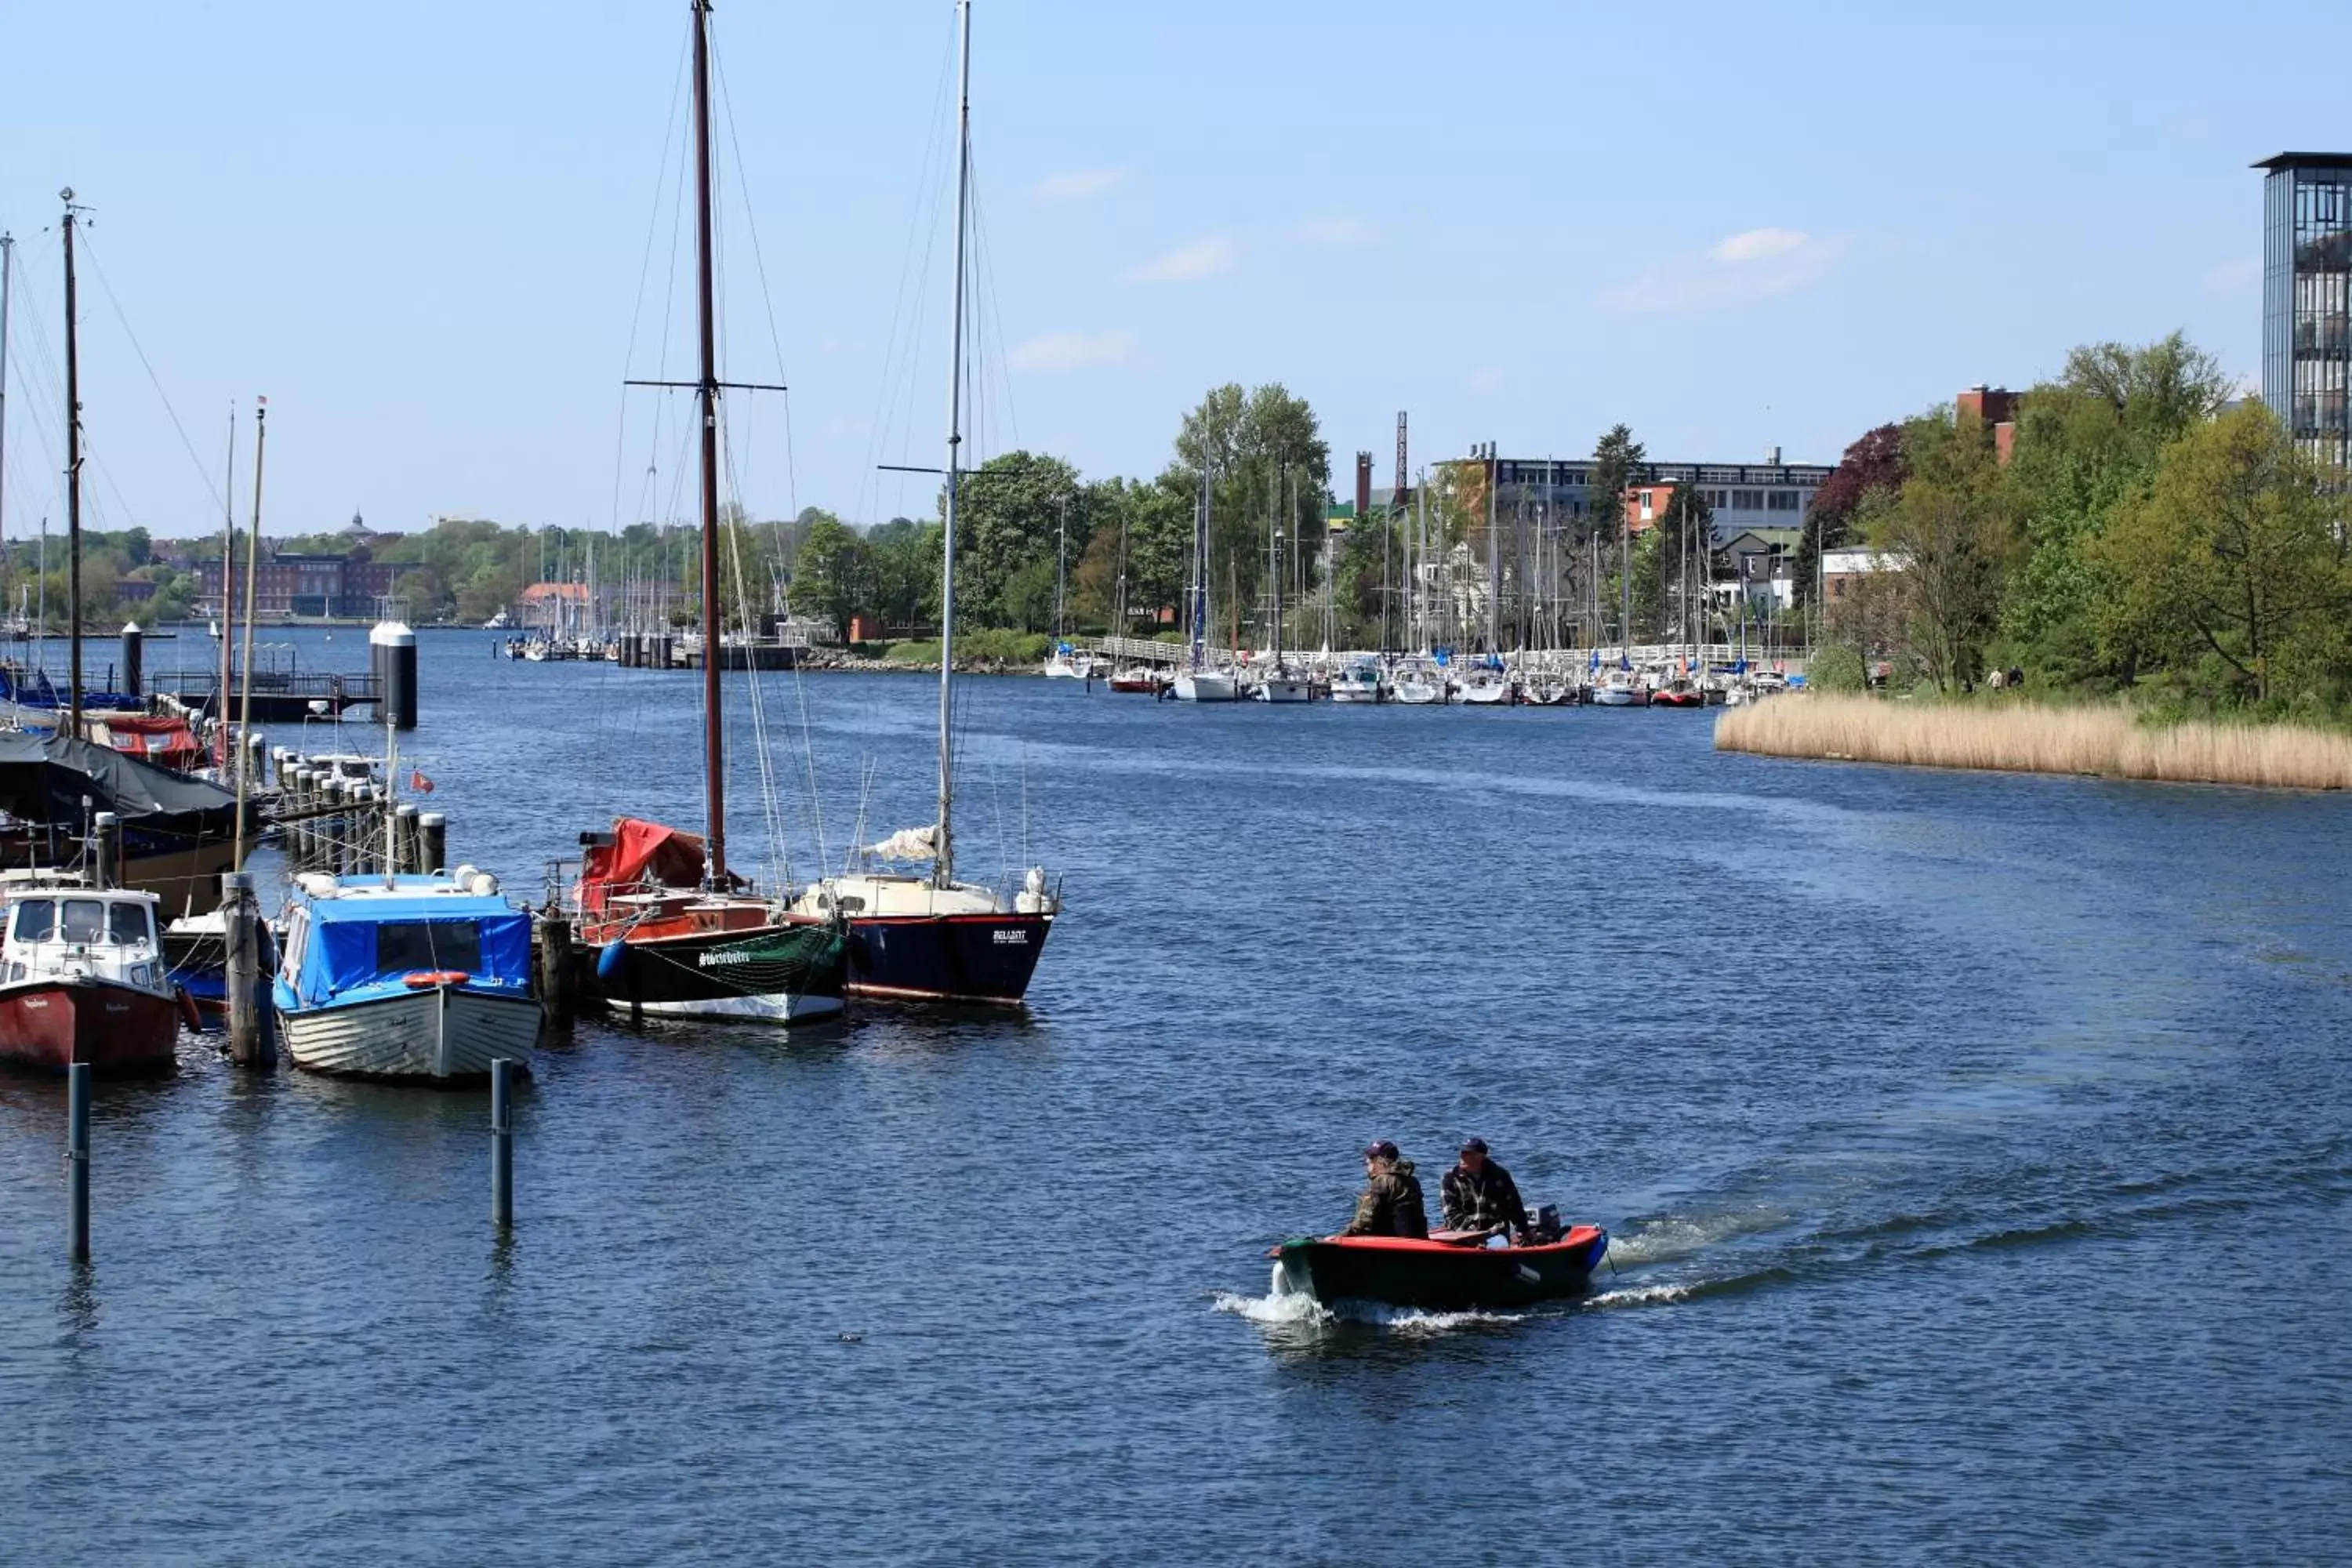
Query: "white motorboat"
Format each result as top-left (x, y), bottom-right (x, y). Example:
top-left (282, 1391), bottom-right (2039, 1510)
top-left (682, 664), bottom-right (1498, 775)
top-left (1251, 667), bottom-right (1312, 703)
top-left (1592, 668), bottom-right (1645, 706)
top-left (1457, 670), bottom-right (1512, 706)
top-left (1392, 666), bottom-right (1444, 705)
top-left (1173, 669), bottom-right (1240, 702)
top-left (1329, 659), bottom-right (1381, 703)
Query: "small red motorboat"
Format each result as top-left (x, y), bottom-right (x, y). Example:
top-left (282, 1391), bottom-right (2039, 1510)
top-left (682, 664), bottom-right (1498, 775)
top-left (1107, 666), bottom-right (1163, 695)
top-left (1269, 1225), bottom-right (1610, 1310)
top-left (1648, 682), bottom-right (1706, 708)
top-left (0, 887), bottom-right (183, 1076)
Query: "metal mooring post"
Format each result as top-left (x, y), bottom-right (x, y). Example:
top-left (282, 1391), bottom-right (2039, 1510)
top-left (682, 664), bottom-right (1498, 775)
top-left (490, 1058), bottom-right (514, 1229)
top-left (67, 1062), bottom-right (91, 1261)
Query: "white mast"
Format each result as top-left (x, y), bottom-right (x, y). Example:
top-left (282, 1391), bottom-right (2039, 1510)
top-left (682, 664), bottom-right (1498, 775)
top-left (0, 230), bottom-right (12, 561)
top-left (935, 0), bottom-right (972, 890)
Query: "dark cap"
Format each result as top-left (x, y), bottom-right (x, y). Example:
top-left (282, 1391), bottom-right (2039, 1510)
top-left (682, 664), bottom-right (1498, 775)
top-left (1363, 1139), bottom-right (1399, 1161)
top-left (1459, 1137), bottom-right (1488, 1154)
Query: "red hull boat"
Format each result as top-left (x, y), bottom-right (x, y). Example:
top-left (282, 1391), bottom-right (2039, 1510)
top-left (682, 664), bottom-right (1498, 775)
top-left (1270, 1225), bottom-right (1610, 1310)
top-left (0, 979), bottom-right (180, 1075)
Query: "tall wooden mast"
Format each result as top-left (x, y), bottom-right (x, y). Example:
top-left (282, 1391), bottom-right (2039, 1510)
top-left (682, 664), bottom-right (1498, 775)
top-left (691, 0), bottom-right (727, 884)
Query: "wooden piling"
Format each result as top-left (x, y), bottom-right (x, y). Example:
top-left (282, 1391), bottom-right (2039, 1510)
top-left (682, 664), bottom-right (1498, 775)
top-left (222, 870), bottom-right (270, 1069)
top-left (418, 811), bottom-right (447, 876)
top-left (536, 913), bottom-right (575, 1028)
top-left (489, 1058), bottom-right (514, 1229)
top-left (67, 1062), bottom-right (90, 1261)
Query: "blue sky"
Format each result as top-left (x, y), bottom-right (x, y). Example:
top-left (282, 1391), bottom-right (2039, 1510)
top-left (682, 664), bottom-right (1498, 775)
top-left (0, 0), bottom-right (2341, 544)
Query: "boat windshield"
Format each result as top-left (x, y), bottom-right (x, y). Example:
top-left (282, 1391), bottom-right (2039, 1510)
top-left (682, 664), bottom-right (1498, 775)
top-left (110, 902), bottom-right (153, 946)
top-left (377, 920), bottom-right (484, 975)
top-left (12, 898), bottom-right (54, 942)
top-left (60, 900), bottom-right (106, 944)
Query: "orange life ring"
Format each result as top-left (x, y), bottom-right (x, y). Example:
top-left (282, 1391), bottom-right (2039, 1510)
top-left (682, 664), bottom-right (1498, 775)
top-left (402, 970), bottom-right (471, 988)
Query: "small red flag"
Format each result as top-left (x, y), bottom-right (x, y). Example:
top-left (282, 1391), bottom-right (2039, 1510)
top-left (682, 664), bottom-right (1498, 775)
top-left (410, 770), bottom-right (434, 793)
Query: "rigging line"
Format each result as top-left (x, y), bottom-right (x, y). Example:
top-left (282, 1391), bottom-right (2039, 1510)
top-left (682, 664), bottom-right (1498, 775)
top-left (77, 233), bottom-right (228, 517)
top-left (611, 20), bottom-right (694, 533)
top-left (858, 20), bottom-right (959, 528)
top-left (963, 147), bottom-right (1021, 461)
top-left (719, 405), bottom-right (793, 891)
top-left (706, 44), bottom-right (804, 544)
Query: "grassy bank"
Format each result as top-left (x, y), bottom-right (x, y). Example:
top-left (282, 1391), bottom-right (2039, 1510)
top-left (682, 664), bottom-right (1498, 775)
top-left (1715, 694), bottom-right (2352, 790)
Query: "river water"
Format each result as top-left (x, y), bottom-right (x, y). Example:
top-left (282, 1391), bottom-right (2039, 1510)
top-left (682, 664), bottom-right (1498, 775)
top-left (4, 630), bottom-right (2349, 1563)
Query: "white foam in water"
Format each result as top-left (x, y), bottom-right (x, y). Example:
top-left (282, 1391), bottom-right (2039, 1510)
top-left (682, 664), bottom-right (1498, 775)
top-left (1212, 1266), bottom-right (1530, 1333)
top-left (1605, 1206), bottom-right (1789, 1267)
top-left (1584, 1281), bottom-right (1695, 1309)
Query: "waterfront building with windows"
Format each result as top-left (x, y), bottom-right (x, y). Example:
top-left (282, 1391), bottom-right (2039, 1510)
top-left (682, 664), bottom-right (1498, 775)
top-left (1448, 451), bottom-right (1832, 546)
top-left (2257, 151), bottom-right (2352, 477)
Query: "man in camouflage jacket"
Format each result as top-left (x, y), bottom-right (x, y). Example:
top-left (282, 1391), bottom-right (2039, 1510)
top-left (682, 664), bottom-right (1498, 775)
top-left (1339, 1141), bottom-right (1428, 1238)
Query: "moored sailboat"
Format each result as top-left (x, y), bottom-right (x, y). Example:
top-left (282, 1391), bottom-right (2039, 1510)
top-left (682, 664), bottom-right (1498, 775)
top-left (576, 0), bottom-right (848, 1025)
top-left (789, 2), bottom-right (1058, 1006)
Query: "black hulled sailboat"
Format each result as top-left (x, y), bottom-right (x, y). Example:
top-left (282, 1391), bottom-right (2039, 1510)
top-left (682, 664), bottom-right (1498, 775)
top-left (790, 2), bottom-right (1058, 1005)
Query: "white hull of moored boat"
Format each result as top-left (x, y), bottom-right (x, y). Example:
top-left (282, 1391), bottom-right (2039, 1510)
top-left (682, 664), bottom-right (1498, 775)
top-left (281, 986), bottom-right (539, 1081)
top-left (1251, 677), bottom-right (1312, 703)
top-left (1392, 681), bottom-right (1443, 705)
top-left (1173, 671), bottom-right (1240, 702)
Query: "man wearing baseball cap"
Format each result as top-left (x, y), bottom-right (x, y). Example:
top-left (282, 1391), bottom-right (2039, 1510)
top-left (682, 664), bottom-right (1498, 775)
top-left (1338, 1140), bottom-right (1428, 1239)
top-left (1440, 1137), bottom-right (1529, 1239)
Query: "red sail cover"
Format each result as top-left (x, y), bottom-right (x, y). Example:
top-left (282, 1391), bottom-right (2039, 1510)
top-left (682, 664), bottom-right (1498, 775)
top-left (92, 715), bottom-right (205, 774)
top-left (578, 818), bottom-right (711, 914)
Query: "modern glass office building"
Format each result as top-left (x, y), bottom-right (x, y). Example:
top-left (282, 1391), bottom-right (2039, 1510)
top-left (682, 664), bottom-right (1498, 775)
top-left (2258, 152), bottom-right (2352, 477)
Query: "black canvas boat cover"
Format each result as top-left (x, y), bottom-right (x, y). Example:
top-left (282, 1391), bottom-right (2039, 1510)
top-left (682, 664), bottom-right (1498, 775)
top-left (0, 730), bottom-right (237, 832)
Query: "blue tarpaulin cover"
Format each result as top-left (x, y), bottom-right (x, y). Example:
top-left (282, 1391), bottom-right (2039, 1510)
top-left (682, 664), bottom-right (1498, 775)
top-left (286, 888), bottom-right (532, 1008)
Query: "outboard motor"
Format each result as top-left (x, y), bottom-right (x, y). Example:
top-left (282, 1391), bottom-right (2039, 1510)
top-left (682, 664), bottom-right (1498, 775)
top-left (1526, 1204), bottom-right (1563, 1245)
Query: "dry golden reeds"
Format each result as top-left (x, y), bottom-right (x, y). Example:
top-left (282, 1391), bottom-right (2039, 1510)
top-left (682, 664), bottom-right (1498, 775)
top-left (1714, 694), bottom-right (2352, 790)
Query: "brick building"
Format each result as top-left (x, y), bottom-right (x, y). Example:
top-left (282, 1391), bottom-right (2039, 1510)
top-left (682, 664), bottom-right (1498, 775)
top-left (198, 547), bottom-right (408, 618)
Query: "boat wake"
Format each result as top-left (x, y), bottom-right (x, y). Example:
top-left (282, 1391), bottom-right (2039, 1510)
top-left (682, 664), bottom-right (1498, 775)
top-left (1210, 1265), bottom-right (1534, 1336)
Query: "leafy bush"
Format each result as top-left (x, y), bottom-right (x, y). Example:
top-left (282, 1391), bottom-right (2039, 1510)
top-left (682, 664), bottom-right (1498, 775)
top-left (1807, 644), bottom-right (1867, 692)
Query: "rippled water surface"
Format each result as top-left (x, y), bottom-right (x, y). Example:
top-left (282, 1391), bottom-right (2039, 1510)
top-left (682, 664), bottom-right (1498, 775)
top-left (5, 631), bottom-right (2350, 1563)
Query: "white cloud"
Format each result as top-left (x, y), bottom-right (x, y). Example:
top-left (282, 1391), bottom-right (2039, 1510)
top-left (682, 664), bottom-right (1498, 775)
top-left (1467, 365), bottom-right (1507, 395)
top-left (1122, 234), bottom-right (1236, 285)
top-left (1600, 228), bottom-right (1846, 313)
top-left (1708, 227), bottom-right (1809, 263)
top-left (1009, 329), bottom-right (1141, 372)
top-left (1029, 167), bottom-right (1128, 205)
top-left (1290, 215), bottom-right (1379, 246)
top-left (2201, 254), bottom-right (2262, 296)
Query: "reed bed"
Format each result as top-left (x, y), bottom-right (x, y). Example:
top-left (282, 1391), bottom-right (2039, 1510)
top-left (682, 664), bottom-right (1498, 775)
top-left (1715, 694), bottom-right (2352, 790)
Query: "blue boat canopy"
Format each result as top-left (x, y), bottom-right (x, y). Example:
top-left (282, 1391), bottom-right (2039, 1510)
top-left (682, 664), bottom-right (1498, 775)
top-left (286, 891), bottom-right (532, 1007)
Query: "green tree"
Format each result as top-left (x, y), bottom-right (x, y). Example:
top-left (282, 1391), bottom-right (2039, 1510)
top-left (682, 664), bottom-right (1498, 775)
top-left (867, 518), bottom-right (938, 633)
top-left (1588, 424), bottom-right (1646, 641)
top-left (1173, 383), bottom-right (1331, 614)
top-left (795, 517), bottom-right (876, 639)
top-left (1868, 412), bottom-right (2024, 690)
top-left (1998, 333), bottom-right (2230, 687)
top-left (2089, 402), bottom-right (2348, 706)
top-left (949, 452), bottom-right (1080, 628)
